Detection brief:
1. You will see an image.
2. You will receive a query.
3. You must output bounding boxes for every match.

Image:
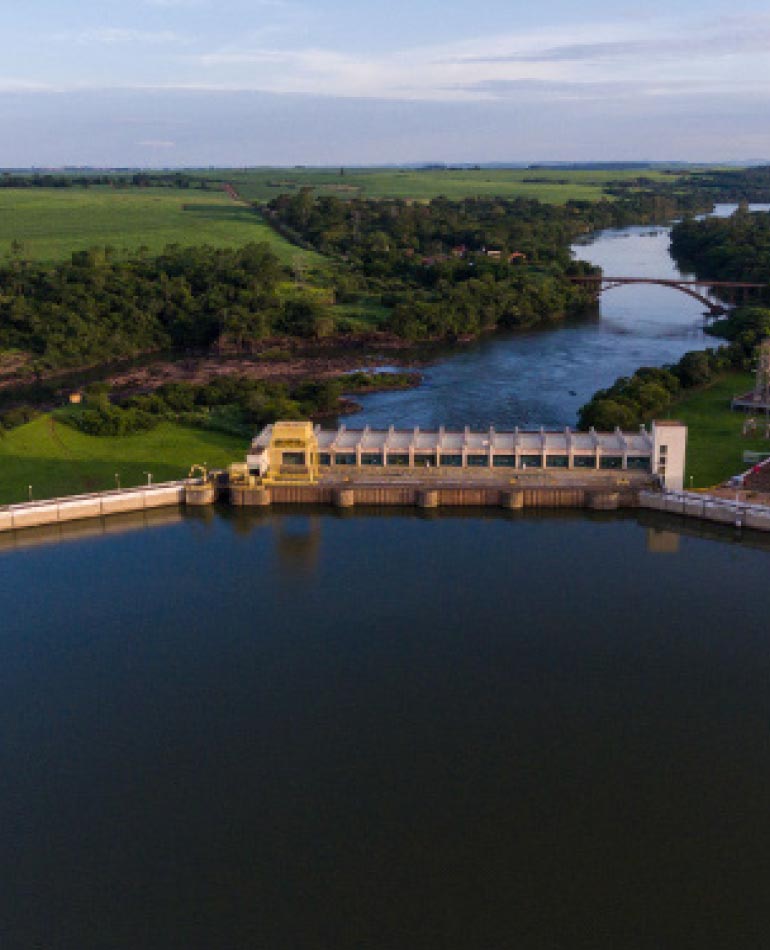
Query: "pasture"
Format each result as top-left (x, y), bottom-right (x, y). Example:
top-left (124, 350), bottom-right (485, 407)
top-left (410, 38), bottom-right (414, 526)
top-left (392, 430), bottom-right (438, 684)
top-left (0, 414), bottom-right (244, 505)
top-left (207, 166), bottom-right (688, 204)
top-left (669, 371), bottom-right (766, 487)
top-left (0, 187), bottom-right (322, 265)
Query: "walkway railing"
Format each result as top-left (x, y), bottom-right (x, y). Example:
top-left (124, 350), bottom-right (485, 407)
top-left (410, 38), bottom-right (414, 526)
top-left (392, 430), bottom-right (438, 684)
top-left (640, 489), bottom-right (770, 530)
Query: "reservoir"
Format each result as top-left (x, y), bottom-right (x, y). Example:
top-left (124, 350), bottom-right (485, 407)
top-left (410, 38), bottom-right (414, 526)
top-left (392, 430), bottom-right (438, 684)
top-left (2, 206), bottom-right (770, 948)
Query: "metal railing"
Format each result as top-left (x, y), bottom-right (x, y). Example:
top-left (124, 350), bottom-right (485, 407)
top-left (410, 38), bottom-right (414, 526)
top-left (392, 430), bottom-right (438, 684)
top-left (0, 480), bottom-right (189, 514)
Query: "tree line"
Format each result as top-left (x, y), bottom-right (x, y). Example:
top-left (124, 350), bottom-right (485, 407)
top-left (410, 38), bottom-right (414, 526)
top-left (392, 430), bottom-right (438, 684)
top-left (670, 207), bottom-right (770, 288)
top-left (578, 307), bottom-right (770, 430)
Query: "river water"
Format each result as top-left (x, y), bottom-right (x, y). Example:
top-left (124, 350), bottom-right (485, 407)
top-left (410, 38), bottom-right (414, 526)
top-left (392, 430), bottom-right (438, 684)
top-left (351, 203), bottom-right (769, 428)
top-left (2, 206), bottom-right (770, 949)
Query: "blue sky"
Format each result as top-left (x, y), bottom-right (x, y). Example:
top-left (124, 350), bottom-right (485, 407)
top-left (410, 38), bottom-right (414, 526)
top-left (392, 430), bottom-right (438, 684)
top-left (2, 0), bottom-right (769, 165)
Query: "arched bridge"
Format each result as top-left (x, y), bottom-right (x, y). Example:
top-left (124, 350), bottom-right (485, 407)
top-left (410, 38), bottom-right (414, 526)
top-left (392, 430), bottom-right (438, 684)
top-left (569, 276), bottom-right (767, 316)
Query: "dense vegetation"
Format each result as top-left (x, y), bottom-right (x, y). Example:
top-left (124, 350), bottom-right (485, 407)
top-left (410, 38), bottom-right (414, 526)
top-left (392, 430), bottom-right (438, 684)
top-left (578, 307), bottom-right (770, 430)
top-left (0, 243), bottom-right (336, 369)
top-left (670, 208), bottom-right (770, 287)
top-left (59, 371), bottom-right (415, 439)
top-left (265, 191), bottom-right (712, 341)
top-left (267, 192), bottom-right (708, 263)
top-left (64, 375), bottom-right (347, 438)
top-left (683, 166), bottom-right (770, 204)
top-left (0, 171), bottom-right (215, 190)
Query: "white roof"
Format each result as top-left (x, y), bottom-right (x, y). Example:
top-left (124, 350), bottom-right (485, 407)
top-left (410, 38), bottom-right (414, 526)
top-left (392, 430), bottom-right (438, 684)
top-left (252, 424), bottom-right (656, 455)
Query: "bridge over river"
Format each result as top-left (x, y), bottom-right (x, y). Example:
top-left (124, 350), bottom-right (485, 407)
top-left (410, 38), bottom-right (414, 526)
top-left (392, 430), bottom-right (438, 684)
top-left (569, 275), bottom-right (767, 315)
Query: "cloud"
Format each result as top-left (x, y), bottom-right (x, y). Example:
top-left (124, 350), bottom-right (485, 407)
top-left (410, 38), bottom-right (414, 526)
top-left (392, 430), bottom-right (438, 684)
top-left (12, 11), bottom-right (770, 109)
top-left (454, 24), bottom-right (770, 66)
top-left (143, 0), bottom-right (206, 6)
top-left (450, 78), bottom-right (768, 102)
top-left (137, 139), bottom-right (176, 147)
top-left (60, 28), bottom-right (189, 46)
top-left (187, 15), bottom-right (770, 105)
top-left (0, 79), bottom-right (56, 92)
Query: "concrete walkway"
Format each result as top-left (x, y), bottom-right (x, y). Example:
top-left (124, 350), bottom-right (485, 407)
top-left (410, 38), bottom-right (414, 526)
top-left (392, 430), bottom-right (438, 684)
top-left (640, 490), bottom-right (770, 531)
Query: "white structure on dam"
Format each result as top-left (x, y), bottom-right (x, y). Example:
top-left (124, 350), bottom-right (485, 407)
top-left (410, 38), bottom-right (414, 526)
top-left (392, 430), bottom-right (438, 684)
top-left (246, 420), bottom-right (687, 491)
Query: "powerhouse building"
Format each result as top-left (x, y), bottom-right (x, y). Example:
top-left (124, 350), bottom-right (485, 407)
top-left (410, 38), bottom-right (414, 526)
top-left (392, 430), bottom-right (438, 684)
top-left (245, 421), bottom-right (687, 491)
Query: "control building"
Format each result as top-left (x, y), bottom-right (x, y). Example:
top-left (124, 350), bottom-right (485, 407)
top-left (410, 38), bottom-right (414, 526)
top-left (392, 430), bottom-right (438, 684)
top-left (244, 420), bottom-right (687, 491)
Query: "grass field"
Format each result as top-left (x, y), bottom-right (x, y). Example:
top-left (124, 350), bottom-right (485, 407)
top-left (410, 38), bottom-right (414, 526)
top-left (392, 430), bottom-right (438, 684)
top-left (207, 166), bottom-right (685, 203)
top-left (668, 372), bottom-right (769, 488)
top-left (0, 415), bottom-right (245, 505)
top-left (0, 187), bottom-right (323, 265)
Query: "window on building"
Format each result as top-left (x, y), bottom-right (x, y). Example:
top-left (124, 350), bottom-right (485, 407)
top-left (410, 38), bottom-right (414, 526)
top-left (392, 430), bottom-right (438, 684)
top-left (627, 457), bottom-right (651, 472)
top-left (466, 455), bottom-right (489, 467)
top-left (440, 455), bottom-right (463, 467)
top-left (493, 455), bottom-right (517, 467)
top-left (546, 455), bottom-right (569, 468)
top-left (282, 452), bottom-right (305, 466)
top-left (520, 455), bottom-right (542, 468)
top-left (361, 453), bottom-right (383, 466)
top-left (333, 453), bottom-right (356, 466)
top-left (387, 454), bottom-right (409, 466)
top-left (319, 453), bottom-right (331, 466)
top-left (414, 454), bottom-right (437, 467)
top-left (600, 456), bottom-right (623, 470)
top-left (573, 456), bottom-right (597, 469)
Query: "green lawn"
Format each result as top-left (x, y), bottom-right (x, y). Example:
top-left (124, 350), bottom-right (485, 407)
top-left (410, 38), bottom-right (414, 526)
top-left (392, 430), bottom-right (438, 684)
top-left (0, 187), bottom-right (323, 265)
top-left (0, 415), bottom-right (246, 505)
top-left (199, 166), bottom-right (689, 204)
top-left (668, 372), bottom-right (770, 488)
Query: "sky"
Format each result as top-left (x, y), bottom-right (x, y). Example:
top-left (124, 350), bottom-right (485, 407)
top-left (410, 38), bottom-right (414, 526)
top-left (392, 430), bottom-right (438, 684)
top-left (2, 0), bottom-right (769, 166)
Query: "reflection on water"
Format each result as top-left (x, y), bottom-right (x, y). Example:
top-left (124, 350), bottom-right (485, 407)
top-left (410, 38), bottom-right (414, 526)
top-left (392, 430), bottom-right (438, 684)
top-left (646, 526), bottom-right (681, 555)
top-left (0, 505), bottom-right (185, 553)
top-left (1, 510), bottom-right (769, 947)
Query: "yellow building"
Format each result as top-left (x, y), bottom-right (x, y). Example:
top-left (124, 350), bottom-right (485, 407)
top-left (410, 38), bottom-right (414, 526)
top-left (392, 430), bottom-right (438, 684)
top-left (243, 421), bottom-right (320, 484)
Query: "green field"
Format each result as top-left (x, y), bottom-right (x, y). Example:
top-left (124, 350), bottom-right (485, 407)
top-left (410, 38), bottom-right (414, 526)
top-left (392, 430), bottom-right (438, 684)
top-left (205, 166), bottom-right (684, 203)
top-left (0, 187), bottom-right (323, 265)
top-left (0, 415), bottom-right (245, 504)
top-left (668, 372), bottom-right (769, 487)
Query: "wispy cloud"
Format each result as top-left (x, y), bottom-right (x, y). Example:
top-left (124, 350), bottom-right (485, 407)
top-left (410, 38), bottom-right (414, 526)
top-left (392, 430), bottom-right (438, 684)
top-left (453, 20), bottom-right (770, 65)
top-left (137, 139), bottom-right (176, 147)
top-left (188, 14), bottom-right (770, 103)
top-left (143, 0), bottom-right (206, 7)
top-left (57, 27), bottom-right (189, 46)
top-left (13, 12), bottom-right (770, 108)
top-left (0, 78), bottom-right (56, 92)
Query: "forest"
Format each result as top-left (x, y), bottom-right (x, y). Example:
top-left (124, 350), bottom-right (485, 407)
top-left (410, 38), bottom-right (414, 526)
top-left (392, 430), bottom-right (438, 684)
top-left (266, 191), bottom-right (709, 264)
top-left (264, 190), bottom-right (715, 340)
top-left (0, 243), bottom-right (332, 369)
top-left (670, 208), bottom-right (770, 286)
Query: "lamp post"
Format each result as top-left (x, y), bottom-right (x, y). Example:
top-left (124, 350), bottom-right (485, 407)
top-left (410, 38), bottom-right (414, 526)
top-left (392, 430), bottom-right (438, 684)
top-left (115, 473), bottom-right (121, 490)
top-left (144, 472), bottom-right (152, 486)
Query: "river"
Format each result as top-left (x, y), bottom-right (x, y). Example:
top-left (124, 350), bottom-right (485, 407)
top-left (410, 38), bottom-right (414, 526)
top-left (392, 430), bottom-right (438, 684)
top-left (2, 206), bottom-right (770, 948)
top-left (351, 203), bottom-right (770, 428)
